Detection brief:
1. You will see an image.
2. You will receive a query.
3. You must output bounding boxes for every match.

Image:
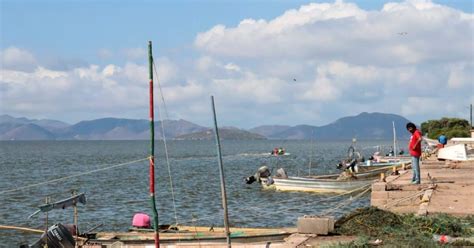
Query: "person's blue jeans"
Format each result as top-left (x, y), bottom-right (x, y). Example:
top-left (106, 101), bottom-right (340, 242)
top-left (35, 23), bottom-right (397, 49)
top-left (412, 156), bottom-right (421, 183)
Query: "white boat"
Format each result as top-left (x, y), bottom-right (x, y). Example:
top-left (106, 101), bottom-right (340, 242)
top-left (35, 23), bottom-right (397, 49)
top-left (247, 166), bottom-right (376, 194)
top-left (438, 143), bottom-right (474, 161)
top-left (359, 158), bottom-right (411, 168)
top-left (260, 176), bottom-right (373, 194)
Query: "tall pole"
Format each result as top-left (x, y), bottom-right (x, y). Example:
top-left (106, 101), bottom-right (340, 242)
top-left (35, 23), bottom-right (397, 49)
top-left (308, 129), bottom-right (314, 176)
top-left (470, 104), bottom-right (472, 128)
top-left (148, 41), bottom-right (160, 248)
top-left (211, 96), bottom-right (231, 247)
top-left (392, 121), bottom-right (397, 157)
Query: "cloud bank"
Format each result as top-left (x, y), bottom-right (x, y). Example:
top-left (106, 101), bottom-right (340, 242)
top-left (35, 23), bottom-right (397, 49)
top-left (1, 0), bottom-right (473, 127)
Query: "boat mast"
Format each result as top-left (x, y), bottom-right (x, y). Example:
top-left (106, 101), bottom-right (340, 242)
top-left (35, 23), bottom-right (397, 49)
top-left (392, 121), bottom-right (397, 158)
top-left (308, 129), bottom-right (314, 176)
top-left (211, 96), bottom-right (231, 247)
top-left (148, 41), bottom-right (160, 247)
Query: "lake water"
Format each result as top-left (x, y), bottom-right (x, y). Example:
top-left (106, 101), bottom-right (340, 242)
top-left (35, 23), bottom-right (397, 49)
top-left (0, 139), bottom-right (401, 246)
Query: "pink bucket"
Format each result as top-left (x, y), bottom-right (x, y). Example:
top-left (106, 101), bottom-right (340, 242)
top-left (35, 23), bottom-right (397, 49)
top-left (132, 213), bottom-right (151, 228)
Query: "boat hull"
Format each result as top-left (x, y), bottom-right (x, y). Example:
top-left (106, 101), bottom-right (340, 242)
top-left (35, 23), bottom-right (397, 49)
top-left (90, 226), bottom-right (295, 246)
top-left (262, 177), bottom-right (373, 194)
top-left (359, 159), bottom-right (411, 168)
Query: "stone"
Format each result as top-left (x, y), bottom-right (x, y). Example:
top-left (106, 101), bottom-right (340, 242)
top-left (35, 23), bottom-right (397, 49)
top-left (297, 216), bottom-right (335, 235)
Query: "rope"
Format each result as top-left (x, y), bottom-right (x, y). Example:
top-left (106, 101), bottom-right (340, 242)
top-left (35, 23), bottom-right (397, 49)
top-left (153, 61), bottom-right (179, 227)
top-left (0, 157), bottom-right (149, 195)
top-left (257, 182), bottom-right (373, 216)
top-left (320, 184), bottom-right (372, 216)
top-left (175, 182), bottom-right (373, 226)
top-left (384, 186), bottom-right (435, 209)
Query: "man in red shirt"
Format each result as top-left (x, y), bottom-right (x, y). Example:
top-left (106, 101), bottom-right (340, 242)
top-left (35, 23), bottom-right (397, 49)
top-left (406, 122), bottom-right (422, 184)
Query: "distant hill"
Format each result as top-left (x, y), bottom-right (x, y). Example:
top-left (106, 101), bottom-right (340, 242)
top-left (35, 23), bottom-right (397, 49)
top-left (0, 123), bottom-right (56, 140)
top-left (175, 128), bottom-right (267, 140)
top-left (0, 115), bottom-right (207, 140)
top-left (57, 118), bottom-right (208, 140)
top-left (0, 114), bottom-right (70, 131)
top-left (58, 118), bottom-right (149, 140)
top-left (0, 112), bottom-right (412, 140)
top-left (267, 112), bottom-right (411, 140)
top-left (248, 125), bottom-right (291, 137)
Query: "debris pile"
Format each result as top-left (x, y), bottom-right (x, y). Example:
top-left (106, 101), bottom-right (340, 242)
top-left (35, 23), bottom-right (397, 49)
top-left (334, 207), bottom-right (473, 247)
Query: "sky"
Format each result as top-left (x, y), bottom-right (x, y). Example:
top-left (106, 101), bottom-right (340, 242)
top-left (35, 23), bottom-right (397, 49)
top-left (1, 0), bottom-right (473, 128)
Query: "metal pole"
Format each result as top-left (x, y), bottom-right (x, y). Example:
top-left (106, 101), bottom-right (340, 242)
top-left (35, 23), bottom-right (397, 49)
top-left (210, 96), bottom-right (231, 248)
top-left (392, 121), bottom-right (397, 157)
top-left (470, 104), bottom-right (472, 128)
top-left (148, 41), bottom-right (160, 248)
top-left (308, 129), bottom-right (314, 176)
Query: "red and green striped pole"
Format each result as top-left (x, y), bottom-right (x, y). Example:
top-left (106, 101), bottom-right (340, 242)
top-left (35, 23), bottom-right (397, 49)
top-left (148, 41), bottom-right (160, 247)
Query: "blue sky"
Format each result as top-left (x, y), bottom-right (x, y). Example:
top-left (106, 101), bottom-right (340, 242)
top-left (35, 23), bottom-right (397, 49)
top-left (1, 0), bottom-right (473, 128)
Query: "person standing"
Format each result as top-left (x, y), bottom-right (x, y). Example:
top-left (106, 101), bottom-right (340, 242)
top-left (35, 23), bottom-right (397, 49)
top-left (406, 122), bottom-right (422, 184)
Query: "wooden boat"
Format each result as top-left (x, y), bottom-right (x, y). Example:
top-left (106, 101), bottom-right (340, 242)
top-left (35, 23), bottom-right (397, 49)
top-left (90, 226), bottom-right (296, 247)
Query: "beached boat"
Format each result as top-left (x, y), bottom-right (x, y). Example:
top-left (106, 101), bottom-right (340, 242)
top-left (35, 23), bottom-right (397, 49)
top-left (90, 226), bottom-right (296, 247)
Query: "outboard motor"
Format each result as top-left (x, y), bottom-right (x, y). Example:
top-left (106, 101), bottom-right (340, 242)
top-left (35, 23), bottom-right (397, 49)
top-left (245, 166), bottom-right (271, 184)
top-left (245, 175), bottom-right (256, 184)
top-left (26, 223), bottom-right (75, 248)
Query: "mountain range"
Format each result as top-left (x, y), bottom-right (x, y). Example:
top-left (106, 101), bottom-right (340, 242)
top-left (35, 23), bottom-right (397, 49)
top-left (0, 112), bottom-right (412, 140)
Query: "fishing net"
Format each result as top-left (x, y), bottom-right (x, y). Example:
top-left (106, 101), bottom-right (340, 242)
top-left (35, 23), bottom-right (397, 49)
top-left (333, 207), bottom-right (473, 247)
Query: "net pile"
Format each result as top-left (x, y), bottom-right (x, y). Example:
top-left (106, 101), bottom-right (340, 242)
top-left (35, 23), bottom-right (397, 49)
top-left (333, 207), bottom-right (473, 247)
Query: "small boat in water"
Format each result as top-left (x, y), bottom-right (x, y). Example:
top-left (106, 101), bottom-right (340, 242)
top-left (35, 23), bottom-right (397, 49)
top-left (246, 166), bottom-right (374, 194)
top-left (270, 147), bottom-right (288, 156)
top-left (261, 176), bottom-right (374, 194)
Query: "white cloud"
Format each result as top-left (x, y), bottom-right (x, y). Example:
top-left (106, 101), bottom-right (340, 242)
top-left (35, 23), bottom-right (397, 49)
top-left (224, 63), bottom-right (241, 72)
top-left (195, 0), bottom-right (472, 66)
top-left (447, 62), bottom-right (473, 89)
top-left (1, 47), bottom-right (37, 71)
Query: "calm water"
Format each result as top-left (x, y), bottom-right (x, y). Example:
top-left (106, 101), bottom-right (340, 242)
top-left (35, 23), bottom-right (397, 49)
top-left (0, 139), bottom-right (399, 246)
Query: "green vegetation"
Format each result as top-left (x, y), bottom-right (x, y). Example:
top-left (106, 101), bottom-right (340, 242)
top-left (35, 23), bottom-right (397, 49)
top-left (332, 207), bottom-right (473, 247)
top-left (421, 118), bottom-right (471, 139)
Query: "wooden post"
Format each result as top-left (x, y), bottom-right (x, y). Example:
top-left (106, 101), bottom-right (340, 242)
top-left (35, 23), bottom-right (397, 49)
top-left (45, 196), bottom-right (50, 248)
top-left (71, 190), bottom-right (78, 248)
top-left (148, 41), bottom-right (160, 247)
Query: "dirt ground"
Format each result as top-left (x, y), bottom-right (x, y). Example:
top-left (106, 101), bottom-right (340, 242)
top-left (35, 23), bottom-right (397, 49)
top-left (382, 158), bottom-right (474, 216)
